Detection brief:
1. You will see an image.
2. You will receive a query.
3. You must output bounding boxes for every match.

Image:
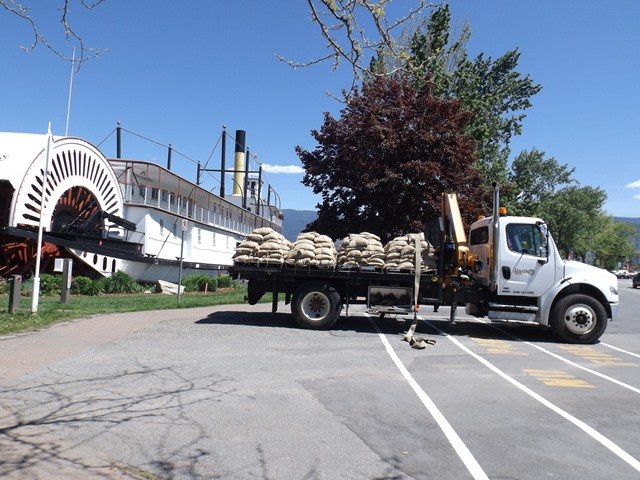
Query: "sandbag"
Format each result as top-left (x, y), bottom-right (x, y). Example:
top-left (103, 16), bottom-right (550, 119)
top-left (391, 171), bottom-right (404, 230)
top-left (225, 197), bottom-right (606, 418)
top-left (383, 233), bottom-right (437, 271)
top-left (286, 231), bottom-right (337, 268)
top-left (233, 227), bottom-right (291, 265)
top-left (337, 232), bottom-right (385, 268)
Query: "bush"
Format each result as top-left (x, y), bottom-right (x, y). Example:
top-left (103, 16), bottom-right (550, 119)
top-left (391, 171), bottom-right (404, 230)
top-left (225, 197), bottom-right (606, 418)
top-left (216, 275), bottom-right (232, 288)
top-left (19, 278), bottom-right (33, 297)
top-left (71, 276), bottom-right (102, 296)
top-left (95, 277), bottom-right (110, 294)
top-left (39, 273), bottom-right (62, 295)
top-left (101, 271), bottom-right (141, 294)
top-left (182, 274), bottom-right (217, 293)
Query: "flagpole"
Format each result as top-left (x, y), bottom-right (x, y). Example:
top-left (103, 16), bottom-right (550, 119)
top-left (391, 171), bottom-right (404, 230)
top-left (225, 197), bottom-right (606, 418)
top-left (31, 124), bottom-right (53, 314)
top-left (65, 47), bottom-right (76, 136)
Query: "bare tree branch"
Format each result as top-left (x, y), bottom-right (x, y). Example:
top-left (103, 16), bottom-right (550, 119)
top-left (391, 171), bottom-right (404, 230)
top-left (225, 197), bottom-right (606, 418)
top-left (1, 0), bottom-right (108, 69)
top-left (278, 0), bottom-right (434, 96)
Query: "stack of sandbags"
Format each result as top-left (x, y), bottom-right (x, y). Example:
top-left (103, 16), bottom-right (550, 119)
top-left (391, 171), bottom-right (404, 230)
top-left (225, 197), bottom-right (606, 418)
top-left (232, 227), bottom-right (292, 265)
top-left (285, 232), bottom-right (337, 267)
top-left (337, 232), bottom-right (385, 268)
top-left (383, 233), bottom-right (438, 270)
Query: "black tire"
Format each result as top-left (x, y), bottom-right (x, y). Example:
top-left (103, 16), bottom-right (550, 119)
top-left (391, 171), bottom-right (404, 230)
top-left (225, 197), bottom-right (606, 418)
top-left (550, 294), bottom-right (608, 344)
top-left (291, 281), bottom-right (343, 329)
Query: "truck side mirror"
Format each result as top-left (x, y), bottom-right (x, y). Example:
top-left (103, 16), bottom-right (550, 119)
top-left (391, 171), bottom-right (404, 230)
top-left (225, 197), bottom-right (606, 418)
top-left (536, 221), bottom-right (550, 265)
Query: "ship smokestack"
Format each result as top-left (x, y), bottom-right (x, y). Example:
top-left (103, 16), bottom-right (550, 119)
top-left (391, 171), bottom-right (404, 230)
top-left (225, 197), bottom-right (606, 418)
top-left (233, 130), bottom-right (246, 197)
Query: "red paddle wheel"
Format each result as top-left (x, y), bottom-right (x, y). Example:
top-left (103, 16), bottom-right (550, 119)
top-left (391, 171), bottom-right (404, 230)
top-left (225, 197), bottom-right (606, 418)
top-left (0, 186), bottom-right (103, 278)
top-left (50, 186), bottom-right (102, 234)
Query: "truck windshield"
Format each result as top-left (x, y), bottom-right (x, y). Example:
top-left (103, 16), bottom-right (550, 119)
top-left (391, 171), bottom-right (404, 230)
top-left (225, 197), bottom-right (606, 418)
top-left (506, 223), bottom-right (546, 257)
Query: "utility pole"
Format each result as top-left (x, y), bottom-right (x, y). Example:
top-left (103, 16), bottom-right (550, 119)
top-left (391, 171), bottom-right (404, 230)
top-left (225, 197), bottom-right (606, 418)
top-left (177, 219), bottom-right (187, 304)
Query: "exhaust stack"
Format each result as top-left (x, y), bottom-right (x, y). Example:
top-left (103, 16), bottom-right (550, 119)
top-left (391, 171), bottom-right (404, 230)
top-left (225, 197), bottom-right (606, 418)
top-left (232, 130), bottom-right (246, 197)
top-left (490, 183), bottom-right (500, 292)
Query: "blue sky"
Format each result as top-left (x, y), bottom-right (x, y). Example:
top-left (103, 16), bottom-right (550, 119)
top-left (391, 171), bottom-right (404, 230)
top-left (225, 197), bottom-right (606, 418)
top-left (1, 1), bottom-right (638, 217)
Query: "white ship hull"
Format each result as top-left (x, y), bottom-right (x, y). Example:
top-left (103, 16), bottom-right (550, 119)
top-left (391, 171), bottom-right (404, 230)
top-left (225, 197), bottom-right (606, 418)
top-left (0, 131), bottom-right (283, 281)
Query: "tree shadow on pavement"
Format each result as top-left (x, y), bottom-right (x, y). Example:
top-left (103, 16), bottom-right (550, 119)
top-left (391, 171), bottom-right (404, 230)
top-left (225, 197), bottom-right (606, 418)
top-left (0, 361), bottom-right (239, 479)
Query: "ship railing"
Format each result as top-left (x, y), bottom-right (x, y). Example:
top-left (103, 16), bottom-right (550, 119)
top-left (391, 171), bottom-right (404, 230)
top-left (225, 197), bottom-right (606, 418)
top-left (122, 184), bottom-right (277, 235)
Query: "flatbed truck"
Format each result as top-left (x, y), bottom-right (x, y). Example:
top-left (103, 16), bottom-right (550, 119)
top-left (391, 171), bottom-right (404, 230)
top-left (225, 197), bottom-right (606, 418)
top-left (230, 186), bottom-right (619, 344)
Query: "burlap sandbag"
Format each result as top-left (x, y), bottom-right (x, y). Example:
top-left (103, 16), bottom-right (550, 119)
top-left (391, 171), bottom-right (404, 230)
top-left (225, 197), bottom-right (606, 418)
top-left (287, 231), bottom-right (337, 267)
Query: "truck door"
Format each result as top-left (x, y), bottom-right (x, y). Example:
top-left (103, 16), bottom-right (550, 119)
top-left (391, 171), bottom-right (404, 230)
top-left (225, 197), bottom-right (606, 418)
top-left (498, 222), bottom-right (555, 297)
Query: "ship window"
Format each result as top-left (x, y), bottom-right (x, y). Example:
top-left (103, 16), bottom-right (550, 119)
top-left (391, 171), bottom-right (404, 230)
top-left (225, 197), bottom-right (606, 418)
top-left (197, 228), bottom-right (202, 244)
top-left (159, 219), bottom-right (164, 234)
top-left (102, 257), bottom-right (108, 271)
top-left (138, 186), bottom-right (145, 198)
top-left (212, 232), bottom-right (216, 246)
top-left (111, 259), bottom-right (116, 273)
top-left (172, 223), bottom-right (177, 237)
top-left (151, 188), bottom-right (158, 200)
top-left (161, 190), bottom-right (168, 202)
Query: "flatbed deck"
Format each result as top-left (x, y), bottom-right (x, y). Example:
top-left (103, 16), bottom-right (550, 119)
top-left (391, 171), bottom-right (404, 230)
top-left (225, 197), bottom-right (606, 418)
top-left (230, 263), bottom-right (447, 315)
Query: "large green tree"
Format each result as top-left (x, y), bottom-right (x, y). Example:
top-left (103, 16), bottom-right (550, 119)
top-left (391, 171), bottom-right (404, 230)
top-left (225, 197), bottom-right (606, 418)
top-left (396, 4), bottom-right (542, 185)
top-left (537, 186), bottom-right (607, 259)
top-left (296, 75), bottom-right (488, 241)
top-left (503, 149), bottom-right (636, 263)
top-left (505, 149), bottom-right (575, 216)
top-left (588, 217), bottom-right (637, 269)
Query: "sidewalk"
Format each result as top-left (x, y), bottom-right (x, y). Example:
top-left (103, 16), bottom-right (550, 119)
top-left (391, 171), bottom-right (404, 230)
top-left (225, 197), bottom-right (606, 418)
top-left (0, 306), bottom-right (227, 480)
top-left (0, 306), bottom-right (217, 382)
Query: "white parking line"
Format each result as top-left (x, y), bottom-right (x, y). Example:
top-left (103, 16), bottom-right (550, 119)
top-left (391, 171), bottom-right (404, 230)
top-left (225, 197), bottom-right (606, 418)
top-left (468, 319), bottom-right (640, 395)
top-left (421, 318), bottom-right (640, 475)
top-left (601, 342), bottom-right (640, 359)
top-left (366, 314), bottom-right (489, 480)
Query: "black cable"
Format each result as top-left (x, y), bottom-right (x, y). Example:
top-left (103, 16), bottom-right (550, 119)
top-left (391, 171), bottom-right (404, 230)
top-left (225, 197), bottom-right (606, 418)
top-left (96, 127), bottom-right (116, 147)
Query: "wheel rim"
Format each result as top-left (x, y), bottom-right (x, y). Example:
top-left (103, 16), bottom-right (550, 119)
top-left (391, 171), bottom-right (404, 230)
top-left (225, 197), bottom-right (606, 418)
top-left (563, 303), bottom-right (596, 335)
top-left (301, 291), bottom-right (331, 321)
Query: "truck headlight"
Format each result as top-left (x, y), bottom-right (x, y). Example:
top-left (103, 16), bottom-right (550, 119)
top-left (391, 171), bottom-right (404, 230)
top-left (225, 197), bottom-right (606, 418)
top-left (610, 285), bottom-right (618, 295)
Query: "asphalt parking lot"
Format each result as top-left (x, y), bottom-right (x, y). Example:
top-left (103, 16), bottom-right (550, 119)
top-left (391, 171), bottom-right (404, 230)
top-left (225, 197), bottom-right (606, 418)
top-left (1, 279), bottom-right (639, 480)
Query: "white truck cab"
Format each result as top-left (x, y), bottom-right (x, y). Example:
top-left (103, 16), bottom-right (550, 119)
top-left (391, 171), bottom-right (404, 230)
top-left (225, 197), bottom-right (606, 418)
top-left (466, 213), bottom-right (619, 343)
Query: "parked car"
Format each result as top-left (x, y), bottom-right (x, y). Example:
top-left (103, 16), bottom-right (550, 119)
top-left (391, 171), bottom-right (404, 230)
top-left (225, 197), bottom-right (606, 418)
top-left (633, 272), bottom-right (639, 288)
top-left (613, 269), bottom-right (632, 279)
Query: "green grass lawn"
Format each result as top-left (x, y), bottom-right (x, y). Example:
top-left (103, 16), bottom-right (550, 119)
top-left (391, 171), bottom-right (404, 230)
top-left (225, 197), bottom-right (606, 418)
top-left (0, 288), bottom-right (255, 336)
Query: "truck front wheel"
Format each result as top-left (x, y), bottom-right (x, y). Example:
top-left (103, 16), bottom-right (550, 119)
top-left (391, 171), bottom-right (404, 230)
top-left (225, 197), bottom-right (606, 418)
top-left (291, 281), bottom-right (342, 329)
top-left (550, 294), bottom-right (607, 344)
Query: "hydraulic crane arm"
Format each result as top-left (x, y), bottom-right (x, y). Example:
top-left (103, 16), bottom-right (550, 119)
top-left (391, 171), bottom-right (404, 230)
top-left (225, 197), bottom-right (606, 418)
top-left (441, 193), bottom-right (469, 272)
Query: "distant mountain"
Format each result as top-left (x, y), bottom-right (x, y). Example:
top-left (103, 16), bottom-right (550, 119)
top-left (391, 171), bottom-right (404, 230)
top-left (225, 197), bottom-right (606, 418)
top-left (616, 217), bottom-right (640, 226)
top-left (282, 209), bottom-right (317, 241)
top-left (615, 217), bottom-right (640, 250)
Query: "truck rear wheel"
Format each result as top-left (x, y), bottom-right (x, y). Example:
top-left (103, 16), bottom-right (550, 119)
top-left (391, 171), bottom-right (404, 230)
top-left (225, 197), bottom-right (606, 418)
top-left (550, 294), bottom-right (607, 344)
top-left (291, 281), bottom-right (342, 329)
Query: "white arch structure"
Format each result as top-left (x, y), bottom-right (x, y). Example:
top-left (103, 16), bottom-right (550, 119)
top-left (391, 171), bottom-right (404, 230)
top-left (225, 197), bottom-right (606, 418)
top-left (5, 134), bottom-right (124, 231)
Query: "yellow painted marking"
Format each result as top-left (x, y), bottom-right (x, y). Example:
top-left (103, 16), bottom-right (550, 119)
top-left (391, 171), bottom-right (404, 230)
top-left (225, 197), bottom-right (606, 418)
top-left (523, 369), bottom-right (595, 388)
top-left (470, 337), bottom-right (528, 356)
top-left (558, 346), bottom-right (636, 367)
